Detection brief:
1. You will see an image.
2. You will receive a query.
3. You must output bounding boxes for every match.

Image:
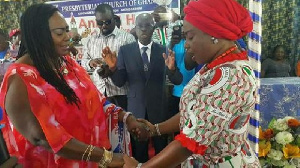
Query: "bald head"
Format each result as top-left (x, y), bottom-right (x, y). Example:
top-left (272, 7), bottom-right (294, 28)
top-left (136, 13), bottom-right (154, 26)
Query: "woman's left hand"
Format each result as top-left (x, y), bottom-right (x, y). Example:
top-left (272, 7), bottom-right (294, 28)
top-left (123, 155), bottom-right (139, 168)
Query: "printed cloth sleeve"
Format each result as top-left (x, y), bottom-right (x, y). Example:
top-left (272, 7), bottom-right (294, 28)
top-left (175, 67), bottom-right (249, 155)
top-left (103, 100), bottom-right (123, 118)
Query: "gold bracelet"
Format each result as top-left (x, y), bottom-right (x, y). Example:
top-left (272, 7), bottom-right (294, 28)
top-left (98, 148), bottom-right (113, 168)
top-left (82, 145), bottom-right (92, 161)
top-left (86, 145), bottom-right (95, 162)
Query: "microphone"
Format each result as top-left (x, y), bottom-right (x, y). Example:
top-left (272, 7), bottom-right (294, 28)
top-left (0, 129), bottom-right (9, 164)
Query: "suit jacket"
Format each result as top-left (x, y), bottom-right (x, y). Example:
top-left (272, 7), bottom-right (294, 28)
top-left (111, 42), bottom-right (182, 123)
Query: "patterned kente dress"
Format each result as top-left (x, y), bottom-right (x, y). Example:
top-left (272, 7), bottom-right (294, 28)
top-left (175, 51), bottom-right (261, 168)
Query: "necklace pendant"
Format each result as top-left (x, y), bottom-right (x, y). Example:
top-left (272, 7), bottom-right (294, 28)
top-left (63, 68), bottom-right (69, 75)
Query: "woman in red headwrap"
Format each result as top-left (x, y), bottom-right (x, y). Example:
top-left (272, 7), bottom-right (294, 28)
top-left (123, 0), bottom-right (261, 167)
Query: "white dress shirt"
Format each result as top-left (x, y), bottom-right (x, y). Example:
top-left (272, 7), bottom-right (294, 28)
top-left (82, 27), bottom-right (136, 97)
top-left (138, 41), bottom-right (153, 62)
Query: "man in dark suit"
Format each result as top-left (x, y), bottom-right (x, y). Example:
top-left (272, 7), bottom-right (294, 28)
top-left (102, 13), bottom-right (182, 162)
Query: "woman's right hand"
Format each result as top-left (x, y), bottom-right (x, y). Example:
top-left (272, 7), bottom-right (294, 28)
top-left (107, 153), bottom-right (124, 168)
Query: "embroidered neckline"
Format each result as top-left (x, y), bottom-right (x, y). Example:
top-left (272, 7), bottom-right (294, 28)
top-left (204, 47), bottom-right (248, 71)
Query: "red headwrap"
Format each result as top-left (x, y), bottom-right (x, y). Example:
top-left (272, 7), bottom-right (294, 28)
top-left (184, 0), bottom-right (253, 40)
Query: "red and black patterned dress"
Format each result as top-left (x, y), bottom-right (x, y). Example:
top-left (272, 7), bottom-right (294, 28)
top-left (175, 51), bottom-right (261, 168)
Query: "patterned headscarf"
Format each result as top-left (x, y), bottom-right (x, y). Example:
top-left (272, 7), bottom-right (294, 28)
top-left (184, 0), bottom-right (253, 40)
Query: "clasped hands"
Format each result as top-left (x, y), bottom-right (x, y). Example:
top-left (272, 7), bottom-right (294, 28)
top-left (107, 116), bottom-right (156, 168)
top-left (122, 118), bottom-right (157, 168)
top-left (125, 115), bottom-right (157, 142)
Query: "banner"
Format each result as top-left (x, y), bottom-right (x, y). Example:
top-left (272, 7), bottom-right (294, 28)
top-left (47, 0), bottom-right (180, 33)
top-left (47, 0), bottom-right (180, 63)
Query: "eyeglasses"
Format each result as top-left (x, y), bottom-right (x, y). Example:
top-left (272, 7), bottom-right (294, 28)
top-left (97, 19), bottom-right (113, 26)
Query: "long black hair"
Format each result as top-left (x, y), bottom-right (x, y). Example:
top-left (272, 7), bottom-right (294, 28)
top-left (18, 4), bottom-right (80, 106)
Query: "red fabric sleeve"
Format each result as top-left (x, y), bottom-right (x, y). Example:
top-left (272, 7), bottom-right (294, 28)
top-left (175, 131), bottom-right (208, 155)
top-left (15, 66), bottom-right (73, 153)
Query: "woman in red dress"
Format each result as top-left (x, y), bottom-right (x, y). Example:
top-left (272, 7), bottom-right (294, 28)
top-left (0, 4), bottom-right (147, 168)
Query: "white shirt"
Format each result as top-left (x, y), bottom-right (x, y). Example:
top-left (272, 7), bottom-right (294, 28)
top-left (138, 41), bottom-right (153, 63)
top-left (82, 27), bottom-right (136, 97)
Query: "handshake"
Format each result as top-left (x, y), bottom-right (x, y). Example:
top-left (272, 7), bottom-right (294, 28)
top-left (126, 116), bottom-right (161, 142)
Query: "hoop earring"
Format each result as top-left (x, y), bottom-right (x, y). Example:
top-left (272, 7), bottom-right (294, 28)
top-left (211, 37), bottom-right (218, 44)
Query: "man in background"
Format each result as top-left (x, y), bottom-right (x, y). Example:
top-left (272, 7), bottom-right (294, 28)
top-left (103, 13), bottom-right (182, 162)
top-left (82, 4), bottom-right (136, 109)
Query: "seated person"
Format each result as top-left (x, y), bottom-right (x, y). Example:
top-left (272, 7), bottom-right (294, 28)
top-left (261, 45), bottom-right (291, 78)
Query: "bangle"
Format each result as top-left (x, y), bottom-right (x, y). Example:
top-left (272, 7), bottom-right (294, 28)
top-left (98, 148), bottom-right (113, 168)
top-left (86, 145), bottom-right (95, 162)
top-left (136, 163), bottom-right (143, 168)
top-left (82, 145), bottom-right (92, 160)
top-left (155, 124), bottom-right (161, 136)
top-left (123, 112), bottom-right (132, 125)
